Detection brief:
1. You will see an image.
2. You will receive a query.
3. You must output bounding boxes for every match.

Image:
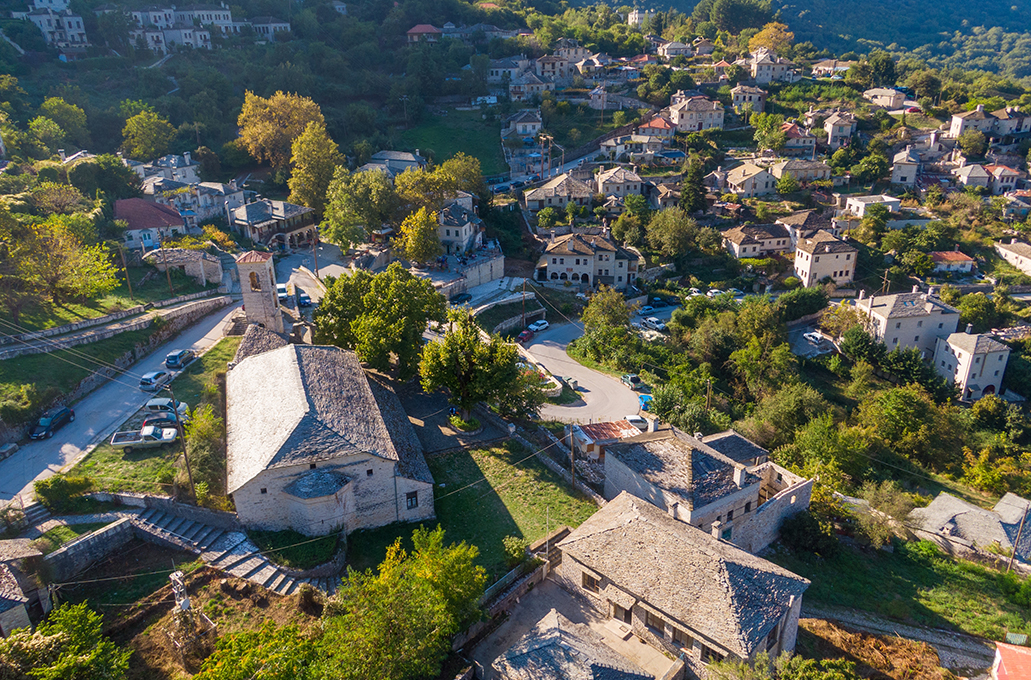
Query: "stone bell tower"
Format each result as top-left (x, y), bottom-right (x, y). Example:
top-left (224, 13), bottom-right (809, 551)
top-left (235, 250), bottom-right (284, 334)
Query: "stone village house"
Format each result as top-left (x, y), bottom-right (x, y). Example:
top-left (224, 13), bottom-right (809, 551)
top-left (226, 327), bottom-right (435, 537)
top-left (535, 232), bottom-right (641, 291)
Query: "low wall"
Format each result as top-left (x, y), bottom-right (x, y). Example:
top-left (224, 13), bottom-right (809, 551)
top-left (908, 526), bottom-right (1031, 576)
top-left (151, 289), bottom-right (219, 308)
top-left (493, 308), bottom-right (546, 335)
top-left (45, 517), bottom-right (134, 582)
top-left (519, 431), bottom-right (606, 506)
top-left (785, 309), bottom-right (826, 329)
top-left (0, 305), bottom-right (146, 346)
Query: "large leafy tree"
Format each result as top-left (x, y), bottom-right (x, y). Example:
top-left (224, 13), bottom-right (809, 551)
top-left (194, 622), bottom-right (320, 680)
top-left (747, 22), bottom-right (794, 54)
top-left (680, 161), bottom-right (706, 214)
top-left (750, 112), bottom-right (786, 151)
top-left (39, 97), bottom-right (89, 148)
top-left (0, 602), bottom-right (131, 680)
top-left (121, 110), bottom-right (174, 159)
top-left (237, 91), bottom-right (324, 170)
top-left (395, 207), bottom-right (443, 264)
top-left (582, 285), bottom-right (633, 334)
top-left (313, 263), bottom-right (446, 378)
top-left (408, 525), bottom-right (487, 626)
top-left (646, 207), bottom-right (697, 258)
top-left (322, 168), bottom-right (399, 248)
top-left (287, 121), bottom-right (341, 219)
top-left (728, 334), bottom-right (796, 399)
top-left (68, 154), bottom-right (141, 200)
top-left (420, 308), bottom-right (526, 418)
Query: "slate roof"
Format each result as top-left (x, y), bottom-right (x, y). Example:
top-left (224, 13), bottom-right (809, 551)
top-left (893, 147), bottom-right (921, 164)
top-left (731, 85), bottom-right (766, 95)
top-left (233, 323), bottom-right (289, 364)
top-left (525, 174), bottom-right (593, 202)
top-left (439, 200), bottom-right (481, 228)
top-left (226, 345), bottom-right (432, 493)
top-left (492, 609), bottom-right (651, 680)
top-left (143, 247), bottom-right (219, 266)
top-left (946, 331), bottom-right (1009, 355)
top-left (0, 539), bottom-right (42, 563)
top-left (0, 564), bottom-right (27, 614)
top-left (955, 107), bottom-right (992, 121)
top-left (605, 429), bottom-right (757, 509)
top-left (771, 159), bottom-right (830, 175)
top-left (114, 198), bottom-right (183, 231)
top-left (954, 164), bottom-right (989, 179)
top-left (723, 223), bottom-right (789, 245)
top-left (506, 110), bottom-right (542, 126)
top-left (777, 210), bottom-right (831, 230)
top-left (862, 291), bottom-right (958, 320)
top-left (597, 167), bottom-right (643, 185)
top-left (232, 199), bottom-right (312, 226)
top-left (796, 230), bottom-right (855, 255)
top-left (235, 250), bottom-right (273, 264)
top-left (370, 150), bottom-right (426, 165)
top-left (726, 163), bottom-right (770, 184)
top-left (908, 492), bottom-right (1031, 560)
top-left (996, 240), bottom-right (1031, 259)
top-left (558, 492), bottom-right (810, 658)
top-left (544, 233), bottom-right (632, 259)
top-left (701, 430), bottom-right (770, 465)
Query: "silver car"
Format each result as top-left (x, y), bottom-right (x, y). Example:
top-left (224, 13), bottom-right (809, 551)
top-left (139, 370), bottom-right (171, 391)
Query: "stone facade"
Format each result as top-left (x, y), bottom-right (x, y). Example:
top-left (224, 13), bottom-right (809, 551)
top-left (235, 251), bottom-right (284, 333)
top-left (44, 518), bottom-right (133, 582)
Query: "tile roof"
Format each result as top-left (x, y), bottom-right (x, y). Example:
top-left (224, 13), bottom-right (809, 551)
top-left (606, 429), bottom-right (757, 508)
top-left (995, 642), bottom-right (1031, 680)
top-left (945, 331), bottom-right (1009, 355)
top-left (235, 250), bottom-right (273, 264)
top-left (796, 230), bottom-right (855, 255)
top-left (929, 250), bottom-right (975, 264)
top-left (986, 164), bottom-right (1021, 177)
top-left (492, 608), bottom-right (651, 680)
top-left (407, 23), bottom-right (441, 33)
top-left (558, 492), bottom-right (810, 657)
top-left (577, 420), bottom-right (642, 443)
top-left (776, 210), bottom-right (831, 230)
top-left (701, 430), bottom-right (770, 465)
top-left (780, 123), bottom-right (813, 139)
top-left (226, 345), bottom-right (432, 493)
top-left (114, 198), bottom-right (183, 231)
top-left (638, 116), bottom-right (674, 130)
top-left (0, 564), bottom-right (27, 614)
top-left (723, 223), bottom-right (789, 245)
top-left (726, 163), bottom-right (770, 183)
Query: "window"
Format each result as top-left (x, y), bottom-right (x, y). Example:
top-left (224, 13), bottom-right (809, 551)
top-left (406, 491), bottom-right (418, 509)
top-left (645, 611), bottom-right (665, 633)
top-left (721, 527), bottom-right (733, 540)
top-left (309, 463), bottom-right (317, 469)
top-left (917, 320), bottom-right (923, 327)
top-left (976, 357), bottom-right (981, 364)
top-left (366, 469), bottom-right (373, 476)
top-left (896, 322), bottom-right (901, 329)
top-left (582, 572), bottom-right (600, 593)
top-left (765, 623), bottom-right (781, 651)
top-left (701, 646), bottom-right (725, 664)
top-left (260, 488), bottom-right (267, 494)
top-left (939, 322), bottom-right (944, 329)
top-left (745, 501), bottom-right (752, 513)
top-left (560, 258), bottom-right (564, 264)
top-left (995, 370), bottom-right (1000, 376)
top-left (727, 509), bottom-right (734, 521)
top-left (914, 335), bottom-right (919, 342)
top-left (249, 271), bottom-right (261, 291)
top-left (673, 627), bottom-right (693, 649)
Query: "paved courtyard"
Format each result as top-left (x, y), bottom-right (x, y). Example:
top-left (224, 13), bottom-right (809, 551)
top-left (397, 387), bottom-right (509, 454)
top-left (470, 578), bottom-right (677, 680)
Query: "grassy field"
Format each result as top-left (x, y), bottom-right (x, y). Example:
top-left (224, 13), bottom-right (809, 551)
top-left (16, 265), bottom-right (213, 332)
top-left (475, 299), bottom-right (544, 332)
top-left (769, 540), bottom-right (1031, 640)
top-left (73, 337), bottom-right (241, 494)
top-left (347, 442), bottom-right (598, 580)
top-left (249, 528), bottom-right (340, 569)
top-left (31, 521), bottom-right (110, 554)
top-left (400, 110), bottom-right (507, 176)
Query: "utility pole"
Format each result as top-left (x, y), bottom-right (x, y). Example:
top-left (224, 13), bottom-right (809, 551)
top-left (570, 439), bottom-right (575, 488)
top-left (1008, 508), bottom-right (1027, 573)
top-left (161, 241), bottom-right (175, 296)
top-left (118, 245), bottom-right (134, 301)
top-left (400, 95), bottom-right (410, 129)
top-left (165, 384), bottom-right (195, 503)
top-left (521, 277), bottom-right (526, 327)
top-left (311, 229), bottom-right (320, 277)
top-left (880, 268), bottom-right (890, 295)
top-left (705, 378), bottom-right (712, 412)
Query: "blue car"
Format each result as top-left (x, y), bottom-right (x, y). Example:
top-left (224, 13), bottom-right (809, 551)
top-left (638, 394), bottom-right (654, 412)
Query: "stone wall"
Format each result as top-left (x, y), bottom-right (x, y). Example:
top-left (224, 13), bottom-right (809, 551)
top-left (0, 305), bottom-right (146, 346)
top-left (44, 518), bottom-right (133, 582)
top-left (493, 308), bottom-right (546, 335)
top-left (734, 470), bottom-right (813, 554)
top-left (0, 603), bottom-right (31, 636)
top-left (526, 431), bottom-right (606, 506)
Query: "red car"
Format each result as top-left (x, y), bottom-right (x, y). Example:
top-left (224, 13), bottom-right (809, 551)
top-left (516, 330), bottom-right (534, 344)
top-left (906, 106), bottom-right (921, 113)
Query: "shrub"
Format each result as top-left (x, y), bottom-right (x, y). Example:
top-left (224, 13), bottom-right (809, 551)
top-left (782, 276), bottom-right (800, 289)
top-left (449, 415), bottom-right (480, 432)
top-left (33, 474), bottom-right (93, 513)
top-left (779, 510), bottom-right (838, 557)
top-left (776, 286), bottom-right (828, 321)
top-left (502, 535), bottom-right (529, 568)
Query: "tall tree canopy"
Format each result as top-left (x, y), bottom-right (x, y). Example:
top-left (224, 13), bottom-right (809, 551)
top-left (121, 109), bottom-right (175, 160)
top-left (237, 91), bottom-right (324, 169)
top-left (322, 168), bottom-right (399, 248)
top-left (288, 121), bottom-right (342, 220)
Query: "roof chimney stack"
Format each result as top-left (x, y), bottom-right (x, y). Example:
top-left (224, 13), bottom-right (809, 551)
top-left (976, 104), bottom-right (984, 112)
top-left (733, 465), bottom-right (746, 487)
top-left (711, 520), bottom-right (723, 539)
top-left (912, 284), bottom-right (919, 293)
top-left (966, 323), bottom-right (974, 335)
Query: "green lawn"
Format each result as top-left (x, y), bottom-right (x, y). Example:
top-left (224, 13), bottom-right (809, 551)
top-left (72, 337), bottom-right (241, 495)
top-left (400, 110), bottom-right (508, 176)
top-left (31, 521), bottom-right (110, 555)
top-left (768, 540), bottom-right (1031, 640)
top-left (249, 529), bottom-right (340, 569)
top-left (475, 300), bottom-right (544, 332)
top-left (16, 265), bottom-right (213, 332)
top-left (347, 442), bottom-right (598, 580)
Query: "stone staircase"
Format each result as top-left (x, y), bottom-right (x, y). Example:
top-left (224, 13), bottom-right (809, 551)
top-left (21, 502), bottom-right (51, 527)
top-left (132, 508), bottom-right (340, 596)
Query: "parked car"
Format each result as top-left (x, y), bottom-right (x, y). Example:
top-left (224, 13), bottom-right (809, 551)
top-left (689, 287), bottom-right (701, 295)
top-left (706, 289), bottom-right (724, 298)
top-left (165, 349), bottom-right (195, 369)
top-left (139, 370), bottom-right (172, 391)
top-left (645, 317), bottom-right (667, 332)
top-left (528, 319), bottom-right (550, 332)
top-left (650, 297), bottom-right (668, 307)
top-left (145, 398), bottom-right (190, 418)
top-left (29, 406), bottom-right (74, 440)
top-left (516, 329), bottom-right (534, 344)
top-left (493, 184), bottom-right (510, 194)
top-left (624, 414), bottom-right (648, 431)
top-left (906, 106), bottom-right (921, 113)
top-left (638, 305), bottom-right (654, 315)
top-left (110, 425), bottom-right (178, 453)
top-left (142, 413), bottom-right (181, 430)
top-left (621, 373), bottom-right (643, 390)
top-left (575, 292), bottom-right (590, 301)
top-left (276, 283), bottom-right (289, 301)
top-left (638, 394), bottom-right (654, 412)
top-left (727, 288), bottom-right (744, 297)
top-left (449, 292), bottom-right (473, 304)
top-left (297, 291), bottom-right (312, 307)
top-left (511, 180), bottom-right (525, 189)
top-left (803, 331), bottom-right (823, 344)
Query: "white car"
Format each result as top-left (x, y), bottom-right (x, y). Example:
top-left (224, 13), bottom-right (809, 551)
top-left (643, 317), bottom-right (666, 331)
top-left (276, 283), bottom-right (289, 301)
top-left (728, 288), bottom-right (744, 296)
top-left (624, 415), bottom-right (647, 431)
top-left (803, 331), bottom-right (823, 344)
top-left (528, 320), bottom-right (550, 332)
top-left (706, 289), bottom-right (723, 298)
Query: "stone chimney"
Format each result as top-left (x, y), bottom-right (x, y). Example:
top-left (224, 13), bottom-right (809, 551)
top-left (668, 501), bottom-right (678, 518)
top-left (550, 230), bottom-right (556, 243)
top-left (733, 465), bottom-right (746, 487)
top-left (928, 286), bottom-right (936, 297)
top-left (694, 431), bottom-right (703, 440)
top-left (966, 323), bottom-right (974, 334)
top-left (711, 520), bottom-right (722, 539)
top-left (58, 149), bottom-right (66, 161)
top-left (912, 284), bottom-right (920, 293)
top-left (648, 417), bottom-right (658, 433)
top-left (858, 289), bottom-right (865, 300)
top-left (183, 151), bottom-right (191, 165)
top-left (976, 104), bottom-right (984, 112)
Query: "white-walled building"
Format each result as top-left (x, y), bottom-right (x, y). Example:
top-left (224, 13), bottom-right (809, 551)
top-left (845, 194), bottom-right (901, 217)
top-left (857, 288), bottom-right (960, 357)
top-left (438, 192), bottom-right (482, 255)
top-left (793, 230), bottom-right (856, 287)
top-left (933, 329), bottom-right (1010, 401)
top-left (930, 249), bottom-right (976, 274)
top-left (667, 96), bottom-right (724, 132)
top-left (535, 232), bottom-right (641, 290)
top-left (995, 239), bottom-right (1031, 275)
top-left (596, 166), bottom-right (644, 198)
top-left (824, 111), bottom-right (856, 149)
top-left (726, 163), bottom-right (776, 197)
top-left (722, 224), bottom-right (791, 259)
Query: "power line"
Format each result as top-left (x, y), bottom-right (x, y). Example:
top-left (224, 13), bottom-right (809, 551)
top-left (0, 328), bottom-right (148, 393)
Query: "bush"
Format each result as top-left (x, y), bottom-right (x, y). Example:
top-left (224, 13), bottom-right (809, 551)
top-left (782, 276), bottom-right (800, 289)
top-left (502, 535), bottom-right (529, 568)
top-left (779, 510), bottom-right (838, 557)
top-left (776, 286), bottom-right (828, 321)
top-left (33, 474), bottom-right (93, 513)
top-left (449, 415), bottom-right (480, 432)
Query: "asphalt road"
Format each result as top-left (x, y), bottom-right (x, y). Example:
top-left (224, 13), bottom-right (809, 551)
top-left (0, 302), bottom-right (242, 505)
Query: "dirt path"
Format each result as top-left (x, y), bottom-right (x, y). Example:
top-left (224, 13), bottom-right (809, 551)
top-left (802, 604), bottom-right (995, 674)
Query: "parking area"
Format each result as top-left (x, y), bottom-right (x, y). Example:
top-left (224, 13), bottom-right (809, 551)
top-left (788, 325), bottom-right (837, 359)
